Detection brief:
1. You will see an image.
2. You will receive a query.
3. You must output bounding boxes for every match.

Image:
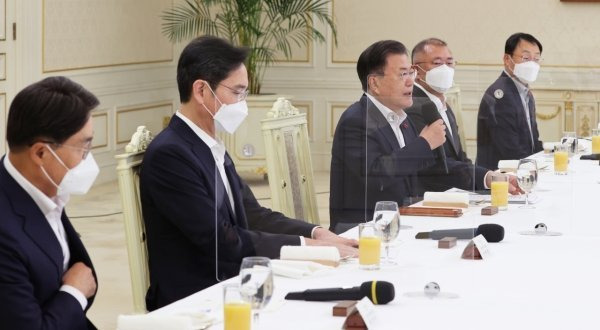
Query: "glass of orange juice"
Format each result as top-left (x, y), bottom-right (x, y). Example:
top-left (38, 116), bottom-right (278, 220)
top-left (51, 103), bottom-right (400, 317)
top-left (592, 129), bottom-right (600, 154)
top-left (491, 173), bottom-right (509, 211)
top-left (554, 144), bottom-right (569, 175)
top-left (223, 284), bottom-right (251, 330)
top-left (359, 223), bottom-right (380, 270)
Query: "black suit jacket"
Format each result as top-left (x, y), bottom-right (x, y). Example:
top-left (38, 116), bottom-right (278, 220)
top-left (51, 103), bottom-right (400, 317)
top-left (476, 72), bottom-right (543, 170)
top-left (329, 94), bottom-right (435, 230)
top-left (406, 86), bottom-right (489, 191)
top-left (140, 115), bottom-right (316, 310)
top-left (0, 158), bottom-right (97, 330)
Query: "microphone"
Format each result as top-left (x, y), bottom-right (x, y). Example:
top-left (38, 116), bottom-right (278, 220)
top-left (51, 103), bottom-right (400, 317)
top-left (284, 281), bottom-right (395, 305)
top-left (415, 224), bottom-right (504, 242)
top-left (421, 101), bottom-right (449, 174)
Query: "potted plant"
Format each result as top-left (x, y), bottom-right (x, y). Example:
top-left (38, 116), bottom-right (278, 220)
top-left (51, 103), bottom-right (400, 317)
top-left (161, 0), bottom-right (337, 95)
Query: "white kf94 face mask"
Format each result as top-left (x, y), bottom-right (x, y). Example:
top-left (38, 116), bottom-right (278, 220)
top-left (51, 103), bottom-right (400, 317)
top-left (512, 60), bottom-right (540, 84)
top-left (424, 64), bottom-right (455, 93)
top-left (202, 84), bottom-right (249, 134)
top-left (42, 145), bottom-right (100, 195)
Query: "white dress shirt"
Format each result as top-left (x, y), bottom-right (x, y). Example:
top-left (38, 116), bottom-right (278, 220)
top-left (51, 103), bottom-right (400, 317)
top-left (175, 112), bottom-right (314, 244)
top-left (366, 93), bottom-right (407, 148)
top-left (3, 156), bottom-right (88, 310)
top-left (412, 84), bottom-right (491, 189)
top-left (414, 83), bottom-right (453, 137)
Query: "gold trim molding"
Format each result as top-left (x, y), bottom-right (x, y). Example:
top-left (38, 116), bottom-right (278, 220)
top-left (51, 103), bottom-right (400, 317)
top-left (116, 101), bottom-right (173, 144)
top-left (91, 111), bottom-right (109, 149)
top-left (536, 105), bottom-right (562, 121)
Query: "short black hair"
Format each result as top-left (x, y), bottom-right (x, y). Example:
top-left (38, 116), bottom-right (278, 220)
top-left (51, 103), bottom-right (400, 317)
top-left (6, 76), bottom-right (99, 151)
top-left (357, 40), bottom-right (408, 92)
top-left (411, 38), bottom-right (448, 63)
top-left (505, 33), bottom-right (543, 55)
top-left (177, 36), bottom-right (249, 103)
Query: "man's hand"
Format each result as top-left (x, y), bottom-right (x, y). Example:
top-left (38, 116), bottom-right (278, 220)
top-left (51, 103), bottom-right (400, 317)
top-left (507, 174), bottom-right (523, 195)
top-left (62, 262), bottom-right (96, 298)
top-left (420, 119), bottom-right (446, 150)
top-left (312, 227), bottom-right (358, 247)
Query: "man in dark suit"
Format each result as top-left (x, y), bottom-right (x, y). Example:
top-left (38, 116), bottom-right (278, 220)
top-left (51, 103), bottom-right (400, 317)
top-left (329, 40), bottom-right (447, 232)
top-left (0, 77), bottom-right (99, 329)
top-left (140, 36), bottom-right (357, 310)
top-left (477, 33), bottom-right (544, 170)
top-left (406, 38), bottom-right (494, 192)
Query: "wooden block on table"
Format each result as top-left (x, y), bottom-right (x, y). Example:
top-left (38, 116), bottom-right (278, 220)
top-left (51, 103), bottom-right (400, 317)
top-left (481, 206), bottom-right (498, 216)
top-left (438, 237), bottom-right (457, 249)
top-left (333, 301), bottom-right (357, 317)
top-left (343, 309), bottom-right (367, 330)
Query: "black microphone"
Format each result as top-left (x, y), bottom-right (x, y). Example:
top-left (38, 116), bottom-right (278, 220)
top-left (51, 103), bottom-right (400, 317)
top-left (284, 281), bottom-right (395, 305)
top-left (421, 101), bottom-right (449, 174)
top-left (415, 223), bottom-right (504, 242)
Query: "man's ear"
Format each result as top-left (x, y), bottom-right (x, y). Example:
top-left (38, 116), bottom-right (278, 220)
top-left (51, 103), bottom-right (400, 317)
top-left (29, 142), bottom-right (48, 166)
top-left (367, 75), bottom-right (379, 94)
top-left (191, 80), bottom-right (207, 105)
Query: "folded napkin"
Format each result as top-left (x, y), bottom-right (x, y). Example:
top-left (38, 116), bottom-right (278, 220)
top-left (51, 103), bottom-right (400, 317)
top-left (116, 314), bottom-right (195, 330)
top-left (497, 160), bottom-right (519, 172)
top-left (280, 246), bottom-right (340, 267)
top-left (271, 259), bottom-right (334, 279)
top-left (422, 191), bottom-right (469, 208)
top-left (543, 142), bottom-right (559, 153)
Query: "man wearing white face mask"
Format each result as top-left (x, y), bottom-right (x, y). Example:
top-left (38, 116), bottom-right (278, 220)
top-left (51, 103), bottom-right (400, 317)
top-left (140, 36), bottom-right (358, 310)
top-left (0, 76), bottom-right (99, 329)
top-left (406, 38), bottom-right (520, 194)
top-left (477, 33), bottom-right (544, 170)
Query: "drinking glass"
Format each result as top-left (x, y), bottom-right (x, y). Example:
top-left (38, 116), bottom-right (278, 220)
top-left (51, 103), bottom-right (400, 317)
top-left (358, 223), bottom-right (381, 270)
top-left (239, 257), bottom-right (274, 328)
top-left (373, 201), bottom-right (400, 265)
top-left (562, 131), bottom-right (578, 156)
top-left (491, 173), bottom-right (509, 211)
top-left (516, 159), bottom-right (538, 209)
top-left (554, 144), bottom-right (569, 175)
top-left (223, 284), bottom-right (251, 330)
top-left (592, 129), bottom-right (600, 154)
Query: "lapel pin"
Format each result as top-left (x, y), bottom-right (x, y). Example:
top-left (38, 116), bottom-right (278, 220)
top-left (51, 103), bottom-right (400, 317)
top-left (494, 89), bottom-right (504, 99)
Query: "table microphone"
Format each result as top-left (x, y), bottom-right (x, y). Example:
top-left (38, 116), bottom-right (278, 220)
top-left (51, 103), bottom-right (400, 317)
top-left (421, 101), bottom-right (449, 174)
top-left (285, 281), bottom-right (395, 305)
top-left (415, 224), bottom-right (504, 242)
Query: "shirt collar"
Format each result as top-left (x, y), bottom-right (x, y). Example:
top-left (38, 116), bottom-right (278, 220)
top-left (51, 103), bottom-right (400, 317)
top-left (3, 155), bottom-right (64, 217)
top-left (504, 69), bottom-right (529, 95)
top-left (414, 83), bottom-right (447, 113)
top-left (175, 111), bottom-right (226, 161)
top-left (365, 93), bottom-right (407, 125)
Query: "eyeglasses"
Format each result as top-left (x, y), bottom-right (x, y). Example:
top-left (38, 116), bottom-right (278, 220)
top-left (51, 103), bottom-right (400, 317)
top-left (42, 141), bottom-right (93, 160)
top-left (373, 69), bottom-right (417, 82)
top-left (414, 60), bottom-right (457, 67)
top-left (512, 55), bottom-right (542, 63)
top-left (219, 83), bottom-right (249, 102)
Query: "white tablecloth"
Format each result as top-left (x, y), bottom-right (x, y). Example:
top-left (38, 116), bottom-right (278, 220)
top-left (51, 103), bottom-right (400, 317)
top-left (151, 152), bottom-right (600, 330)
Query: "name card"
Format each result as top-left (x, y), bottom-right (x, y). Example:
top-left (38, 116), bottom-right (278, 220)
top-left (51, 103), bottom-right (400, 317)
top-left (355, 296), bottom-right (381, 329)
top-left (472, 234), bottom-right (492, 259)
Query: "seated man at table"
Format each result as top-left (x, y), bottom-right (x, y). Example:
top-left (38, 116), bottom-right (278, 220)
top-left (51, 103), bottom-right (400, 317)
top-left (140, 36), bottom-right (357, 310)
top-left (476, 33), bottom-right (544, 170)
top-left (329, 40), bottom-right (447, 232)
top-left (0, 77), bottom-right (99, 329)
top-left (406, 38), bottom-right (518, 194)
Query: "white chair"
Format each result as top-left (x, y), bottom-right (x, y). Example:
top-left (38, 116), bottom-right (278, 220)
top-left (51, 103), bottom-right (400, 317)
top-left (261, 98), bottom-right (320, 225)
top-left (115, 126), bottom-right (153, 313)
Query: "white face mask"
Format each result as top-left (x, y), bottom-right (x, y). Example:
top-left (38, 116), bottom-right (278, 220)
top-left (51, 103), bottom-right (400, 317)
top-left (512, 60), bottom-right (540, 83)
top-left (423, 64), bottom-right (454, 93)
top-left (202, 85), bottom-right (248, 134)
top-left (41, 146), bottom-right (100, 195)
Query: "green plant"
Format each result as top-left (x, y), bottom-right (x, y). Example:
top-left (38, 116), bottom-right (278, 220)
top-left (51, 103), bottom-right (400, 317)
top-left (162, 0), bottom-right (337, 94)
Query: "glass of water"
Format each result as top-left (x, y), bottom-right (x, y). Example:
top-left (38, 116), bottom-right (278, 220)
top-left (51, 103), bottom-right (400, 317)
top-left (373, 201), bottom-right (401, 265)
top-left (562, 131), bottom-right (578, 156)
top-left (239, 256), bottom-right (274, 328)
top-left (516, 159), bottom-right (538, 209)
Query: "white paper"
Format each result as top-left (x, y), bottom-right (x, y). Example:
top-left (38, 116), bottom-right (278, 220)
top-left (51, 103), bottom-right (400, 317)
top-left (472, 234), bottom-right (492, 259)
top-left (355, 296), bottom-right (382, 329)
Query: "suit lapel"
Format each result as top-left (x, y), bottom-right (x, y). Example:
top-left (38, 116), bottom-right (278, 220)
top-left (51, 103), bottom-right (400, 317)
top-left (445, 105), bottom-right (462, 156)
top-left (0, 160), bottom-right (63, 276)
top-left (223, 153), bottom-right (248, 228)
top-left (412, 86), bottom-right (459, 156)
top-left (169, 116), bottom-right (240, 226)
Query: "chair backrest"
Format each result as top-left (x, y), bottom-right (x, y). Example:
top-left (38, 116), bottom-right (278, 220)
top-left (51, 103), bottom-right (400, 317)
top-left (261, 98), bottom-right (320, 225)
top-left (115, 126), bottom-right (153, 313)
